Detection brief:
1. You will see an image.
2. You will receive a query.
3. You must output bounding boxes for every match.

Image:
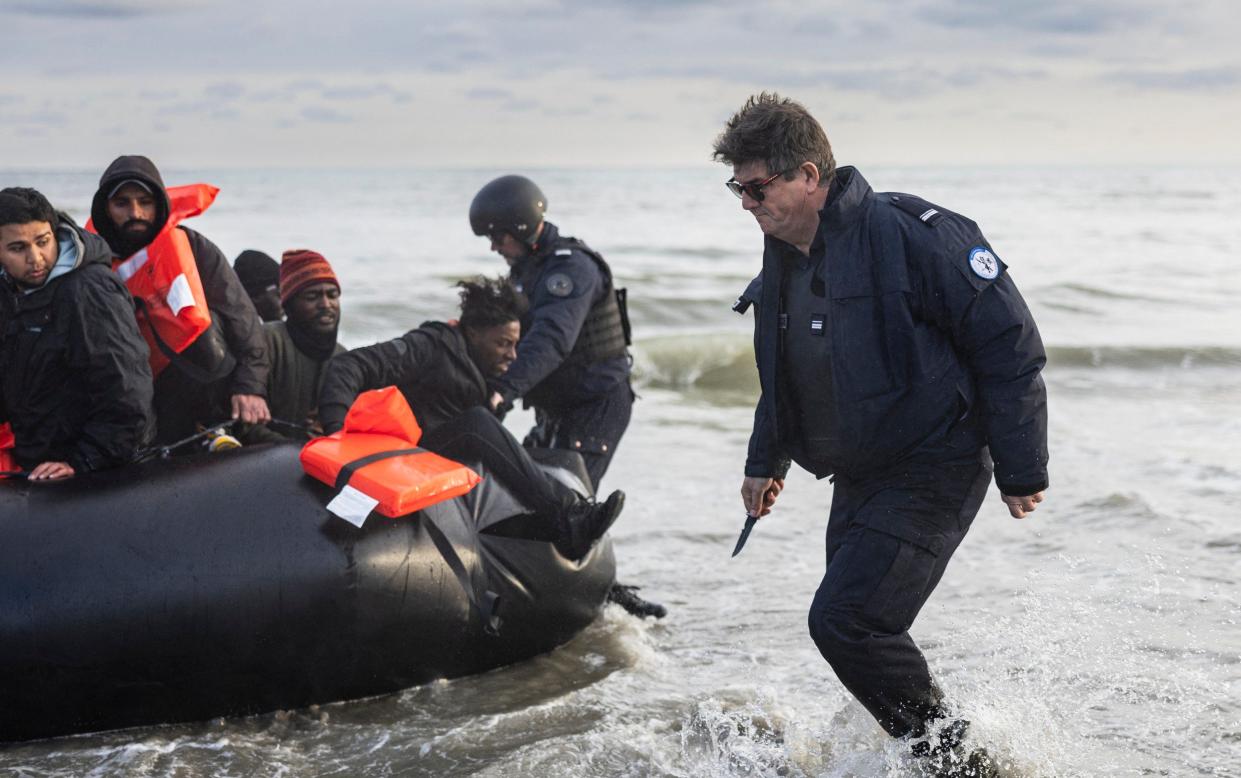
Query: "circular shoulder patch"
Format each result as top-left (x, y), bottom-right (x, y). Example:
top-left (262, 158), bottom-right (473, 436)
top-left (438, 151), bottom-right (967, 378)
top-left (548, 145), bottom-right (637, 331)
top-left (546, 272), bottom-right (574, 297)
top-left (968, 247), bottom-right (1000, 280)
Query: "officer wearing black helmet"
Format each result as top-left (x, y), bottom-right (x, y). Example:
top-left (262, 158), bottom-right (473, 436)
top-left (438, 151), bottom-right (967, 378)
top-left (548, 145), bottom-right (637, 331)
top-left (469, 175), bottom-right (632, 489)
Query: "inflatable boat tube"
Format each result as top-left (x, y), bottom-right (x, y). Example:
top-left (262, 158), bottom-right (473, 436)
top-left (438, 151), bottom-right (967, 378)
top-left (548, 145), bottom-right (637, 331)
top-left (0, 442), bottom-right (615, 742)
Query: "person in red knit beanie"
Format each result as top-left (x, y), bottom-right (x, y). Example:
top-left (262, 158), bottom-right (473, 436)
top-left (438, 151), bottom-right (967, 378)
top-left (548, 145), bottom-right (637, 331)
top-left (243, 249), bottom-right (344, 442)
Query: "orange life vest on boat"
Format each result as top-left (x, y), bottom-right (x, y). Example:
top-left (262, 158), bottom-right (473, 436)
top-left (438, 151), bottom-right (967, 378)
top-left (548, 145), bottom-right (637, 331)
top-left (300, 386), bottom-right (482, 519)
top-left (0, 423), bottom-right (18, 476)
top-left (88, 184), bottom-right (217, 377)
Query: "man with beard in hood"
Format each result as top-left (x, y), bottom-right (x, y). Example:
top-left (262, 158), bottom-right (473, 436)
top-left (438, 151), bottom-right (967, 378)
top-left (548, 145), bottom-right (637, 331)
top-left (243, 249), bottom-right (346, 443)
top-left (0, 187), bottom-right (153, 480)
top-left (90, 155), bottom-right (269, 445)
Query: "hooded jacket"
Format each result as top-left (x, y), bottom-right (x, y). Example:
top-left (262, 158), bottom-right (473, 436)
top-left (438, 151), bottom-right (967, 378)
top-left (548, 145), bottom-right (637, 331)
top-left (0, 215), bottom-right (154, 471)
top-left (90, 155), bottom-right (268, 397)
top-left (737, 166), bottom-right (1048, 496)
top-left (317, 321), bottom-right (488, 436)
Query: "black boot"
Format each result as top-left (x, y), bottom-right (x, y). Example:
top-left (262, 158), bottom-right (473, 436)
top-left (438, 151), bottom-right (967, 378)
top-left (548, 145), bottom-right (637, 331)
top-left (555, 490), bottom-right (625, 560)
top-left (911, 719), bottom-right (999, 778)
top-left (607, 583), bottom-right (668, 619)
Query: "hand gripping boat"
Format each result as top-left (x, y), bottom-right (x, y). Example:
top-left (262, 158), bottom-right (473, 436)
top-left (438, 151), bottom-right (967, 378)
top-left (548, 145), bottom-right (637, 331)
top-left (0, 393), bottom-right (614, 742)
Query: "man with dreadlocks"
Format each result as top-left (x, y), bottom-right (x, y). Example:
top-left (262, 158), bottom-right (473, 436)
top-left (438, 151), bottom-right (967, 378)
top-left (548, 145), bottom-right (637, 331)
top-left (318, 276), bottom-right (623, 560)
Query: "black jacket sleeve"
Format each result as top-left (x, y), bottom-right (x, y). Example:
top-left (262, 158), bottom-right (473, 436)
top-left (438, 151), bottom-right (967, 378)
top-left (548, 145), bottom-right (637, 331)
top-left (913, 232), bottom-right (1049, 496)
top-left (494, 252), bottom-right (602, 402)
top-left (744, 391), bottom-right (791, 479)
top-left (183, 227), bottom-right (269, 397)
top-left (317, 329), bottom-right (440, 435)
top-left (736, 273), bottom-right (791, 479)
top-left (64, 266), bottom-right (155, 472)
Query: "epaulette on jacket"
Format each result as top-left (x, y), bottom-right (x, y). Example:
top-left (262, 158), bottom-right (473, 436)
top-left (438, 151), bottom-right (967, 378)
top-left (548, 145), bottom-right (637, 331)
top-left (883, 193), bottom-right (946, 227)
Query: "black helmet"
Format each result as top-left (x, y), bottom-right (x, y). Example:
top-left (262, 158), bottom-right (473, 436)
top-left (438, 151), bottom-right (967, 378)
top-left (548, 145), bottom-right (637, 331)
top-left (469, 175), bottom-right (547, 245)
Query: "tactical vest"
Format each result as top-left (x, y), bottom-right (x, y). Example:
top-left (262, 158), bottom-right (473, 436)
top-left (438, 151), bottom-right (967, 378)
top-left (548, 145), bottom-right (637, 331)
top-left (523, 237), bottom-right (631, 407)
top-left (557, 237), bottom-right (631, 366)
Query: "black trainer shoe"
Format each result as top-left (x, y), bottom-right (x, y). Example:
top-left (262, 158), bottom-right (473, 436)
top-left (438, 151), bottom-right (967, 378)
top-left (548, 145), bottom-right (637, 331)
top-left (556, 490), bottom-right (625, 560)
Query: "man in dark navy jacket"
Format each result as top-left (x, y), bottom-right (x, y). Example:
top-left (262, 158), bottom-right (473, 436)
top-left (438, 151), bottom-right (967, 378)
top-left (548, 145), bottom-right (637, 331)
top-left (715, 93), bottom-right (1048, 775)
top-left (469, 175), bottom-right (632, 490)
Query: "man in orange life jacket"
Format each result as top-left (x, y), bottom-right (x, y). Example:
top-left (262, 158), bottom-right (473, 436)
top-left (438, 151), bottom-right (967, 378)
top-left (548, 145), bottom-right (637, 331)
top-left (90, 155), bottom-right (270, 444)
top-left (319, 276), bottom-right (623, 559)
top-left (0, 188), bottom-right (153, 480)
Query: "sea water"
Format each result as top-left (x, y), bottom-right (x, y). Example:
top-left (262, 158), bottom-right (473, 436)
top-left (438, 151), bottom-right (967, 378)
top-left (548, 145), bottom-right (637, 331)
top-left (1, 166), bottom-right (1238, 777)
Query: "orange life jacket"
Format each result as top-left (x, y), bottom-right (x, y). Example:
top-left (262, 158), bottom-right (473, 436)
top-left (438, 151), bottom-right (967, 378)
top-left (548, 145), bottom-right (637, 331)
top-left (88, 184), bottom-right (217, 377)
top-left (0, 422), bottom-right (18, 477)
top-left (300, 386), bottom-right (481, 519)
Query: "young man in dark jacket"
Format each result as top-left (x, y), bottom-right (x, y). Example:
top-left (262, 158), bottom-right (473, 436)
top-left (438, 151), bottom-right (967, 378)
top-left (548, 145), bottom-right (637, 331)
top-left (715, 93), bottom-right (1049, 776)
top-left (318, 277), bottom-right (623, 560)
top-left (243, 249), bottom-right (346, 443)
top-left (90, 155), bottom-right (269, 444)
top-left (0, 188), bottom-right (153, 480)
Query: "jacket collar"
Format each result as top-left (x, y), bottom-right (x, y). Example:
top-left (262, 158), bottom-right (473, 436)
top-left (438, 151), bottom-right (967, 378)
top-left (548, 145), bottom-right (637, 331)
top-left (511, 221), bottom-right (560, 280)
top-left (818, 166), bottom-right (871, 232)
top-left (761, 166), bottom-right (871, 261)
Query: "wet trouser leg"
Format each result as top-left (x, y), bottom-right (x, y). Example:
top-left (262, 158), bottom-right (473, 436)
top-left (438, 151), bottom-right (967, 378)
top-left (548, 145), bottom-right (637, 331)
top-left (807, 452), bottom-right (993, 739)
top-left (525, 379), bottom-right (633, 491)
top-left (421, 407), bottom-right (568, 516)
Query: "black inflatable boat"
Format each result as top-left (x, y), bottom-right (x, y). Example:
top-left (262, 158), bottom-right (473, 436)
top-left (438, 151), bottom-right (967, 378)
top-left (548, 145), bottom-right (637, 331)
top-left (0, 443), bottom-right (615, 742)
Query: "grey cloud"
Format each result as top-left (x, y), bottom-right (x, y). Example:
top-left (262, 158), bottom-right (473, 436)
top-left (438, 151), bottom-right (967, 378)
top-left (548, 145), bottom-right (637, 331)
top-left (204, 81), bottom-right (246, 100)
top-left (502, 99), bottom-right (540, 113)
top-left (543, 105), bottom-right (590, 118)
top-left (466, 87), bottom-right (512, 101)
top-left (320, 83), bottom-right (399, 101)
top-left (285, 79), bottom-right (326, 93)
top-left (247, 88), bottom-right (298, 103)
top-left (12, 110), bottom-right (69, 129)
top-left (1104, 65), bottom-right (1241, 91)
top-left (1, 0), bottom-right (198, 18)
top-left (918, 0), bottom-right (1155, 35)
top-left (139, 89), bottom-right (179, 101)
top-left (157, 100), bottom-right (216, 116)
top-left (300, 106), bottom-right (353, 123)
top-left (153, 99), bottom-right (241, 120)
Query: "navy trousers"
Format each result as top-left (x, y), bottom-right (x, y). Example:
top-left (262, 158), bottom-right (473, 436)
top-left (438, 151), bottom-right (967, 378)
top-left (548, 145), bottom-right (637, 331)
top-left (807, 451), bottom-right (993, 739)
top-left (525, 379), bottom-right (633, 491)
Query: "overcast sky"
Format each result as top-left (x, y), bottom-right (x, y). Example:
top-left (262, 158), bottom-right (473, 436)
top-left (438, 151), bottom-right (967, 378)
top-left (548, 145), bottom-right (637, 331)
top-left (2, 0), bottom-right (1239, 169)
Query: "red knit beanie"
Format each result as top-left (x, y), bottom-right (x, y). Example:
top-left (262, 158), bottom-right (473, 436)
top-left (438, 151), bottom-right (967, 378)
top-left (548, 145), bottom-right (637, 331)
top-left (279, 249), bottom-right (339, 304)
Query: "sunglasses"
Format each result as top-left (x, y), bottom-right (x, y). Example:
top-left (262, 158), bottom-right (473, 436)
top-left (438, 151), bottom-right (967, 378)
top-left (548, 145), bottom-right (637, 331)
top-left (725, 169), bottom-right (791, 202)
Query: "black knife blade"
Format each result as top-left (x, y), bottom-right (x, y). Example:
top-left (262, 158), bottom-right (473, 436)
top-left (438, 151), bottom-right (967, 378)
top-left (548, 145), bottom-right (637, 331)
top-left (731, 514), bottom-right (758, 557)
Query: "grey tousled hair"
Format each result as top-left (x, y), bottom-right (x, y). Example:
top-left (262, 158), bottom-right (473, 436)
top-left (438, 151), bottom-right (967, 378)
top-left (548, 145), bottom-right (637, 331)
top-left (712, 92), bottom-right (836, 189)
